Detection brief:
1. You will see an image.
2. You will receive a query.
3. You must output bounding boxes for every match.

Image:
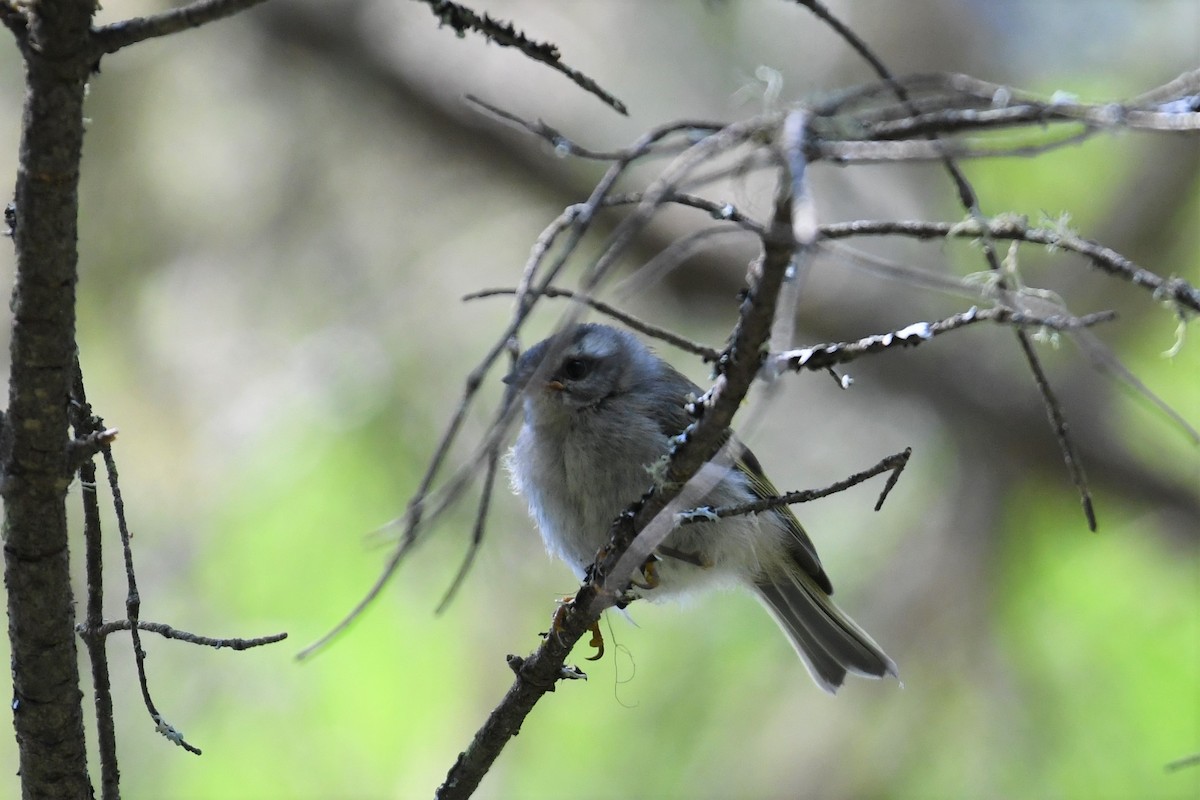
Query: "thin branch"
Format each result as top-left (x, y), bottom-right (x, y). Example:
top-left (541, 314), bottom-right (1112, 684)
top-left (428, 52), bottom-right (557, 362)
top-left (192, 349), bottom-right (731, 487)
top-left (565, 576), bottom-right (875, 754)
top-left (1014, 330), bottom-right (1097, 529)
top-left (91, 0), bottom-right (269, 56)
top-left (792, 2), bottom-right (1104, 530)
top-left (772, 306), bottom-right (1117, 373)
top-left (86, 620), bottom-right (288, 651)
top-left (464, 287), bottom-right (722, 362)
top-left (466, 95), bottom-right (719, 160)
top-left (812, 69), bottom-right (1200, 119)
top-left (790, 0), bottom-right (902, 95)
top-left (605, 191), bottom-right (768, 237)
top-left (465, 95), bottom-right (627, 160)
top-left (873, 447), bottom-right (911, 511)
top-left (817, 218), bottom-right (1200, 314)
top-left (677, 448), bottom-right (912, 524)
top-left (819, 235), bottom-right (1198, 444)
top-left (101, 447), bottom-right (202, 755)
top-left (858, 102), bottom-right (1200, 139)
top-left (420, 1), bottom-right (627, 115)
top-left (810, 127), bottom-right (1099, 163)
top-left (434, 340), bottom-right (520, 615)
top-left (69, 367), bottom-right (120, 800)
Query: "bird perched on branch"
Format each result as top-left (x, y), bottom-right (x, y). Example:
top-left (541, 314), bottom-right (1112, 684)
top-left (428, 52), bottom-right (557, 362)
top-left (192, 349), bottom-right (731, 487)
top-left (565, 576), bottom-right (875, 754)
top-left (504, 322), bottom-right (897, 693)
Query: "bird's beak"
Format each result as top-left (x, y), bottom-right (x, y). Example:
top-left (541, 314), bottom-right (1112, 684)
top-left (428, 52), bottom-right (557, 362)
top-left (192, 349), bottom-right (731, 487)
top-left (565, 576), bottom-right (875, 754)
top-left (546, 380), bottom-right (565, 392)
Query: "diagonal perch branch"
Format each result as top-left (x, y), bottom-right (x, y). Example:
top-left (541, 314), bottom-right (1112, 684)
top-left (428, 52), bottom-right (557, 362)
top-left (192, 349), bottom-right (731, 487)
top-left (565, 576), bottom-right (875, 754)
top-left (436, 109), bottom-right (813, 800)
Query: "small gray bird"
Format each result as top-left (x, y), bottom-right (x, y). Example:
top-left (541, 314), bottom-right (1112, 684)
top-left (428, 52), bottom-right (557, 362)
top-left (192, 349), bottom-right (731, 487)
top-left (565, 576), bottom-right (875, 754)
top-left (504, 322), bottom-right (897, 693)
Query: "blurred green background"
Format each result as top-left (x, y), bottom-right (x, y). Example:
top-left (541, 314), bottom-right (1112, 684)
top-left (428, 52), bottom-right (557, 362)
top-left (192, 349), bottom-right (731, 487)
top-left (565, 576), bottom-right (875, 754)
top-left (1, 1), bottom-right (1197, 798)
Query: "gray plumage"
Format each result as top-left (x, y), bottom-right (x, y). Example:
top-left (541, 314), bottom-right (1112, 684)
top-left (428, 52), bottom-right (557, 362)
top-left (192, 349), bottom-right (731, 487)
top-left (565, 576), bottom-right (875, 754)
top-left (504, 323), bottom-right (897, 693)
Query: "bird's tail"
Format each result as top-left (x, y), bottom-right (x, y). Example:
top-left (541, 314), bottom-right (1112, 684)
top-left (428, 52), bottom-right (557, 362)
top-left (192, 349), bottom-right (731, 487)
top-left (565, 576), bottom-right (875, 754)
top-left (754, 569), bottom-right (898, 694)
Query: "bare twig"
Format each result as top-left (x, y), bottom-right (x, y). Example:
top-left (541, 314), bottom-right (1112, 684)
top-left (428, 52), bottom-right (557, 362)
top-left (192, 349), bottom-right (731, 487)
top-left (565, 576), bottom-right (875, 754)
top-left (420, 2), bottom-right (627, 115)
top-left (676, 448), bottom-right (912, 524)
top-left (466, 95), bottom-right (719, 160)
top-left (772, 306), bottom-right (1117, 373)
top-left (464, 287), bottom-right (722, 362)
top-left (605, 191), bottom-right (767, 237)
top-left (69, 367), bottom-right (120, 800)
top-left (794, 0), bottom-right (1100, 531)
top-left (101, 447), bottom-right (202, 755)
top-left (435, 341), bottom-right (520, 615)
top-left (857, 102), bottom-right (1200, 139)
top-left (86, 621), bottom-right (288, 651)
top-left (1015, 330), bottom-right (1097, 529)
top-left (91, 0), bottom-right (269, 55)
top-left (816, 218), bottom-right (1200, 314)
top-left (810, 127), bottom-right (1099, 163)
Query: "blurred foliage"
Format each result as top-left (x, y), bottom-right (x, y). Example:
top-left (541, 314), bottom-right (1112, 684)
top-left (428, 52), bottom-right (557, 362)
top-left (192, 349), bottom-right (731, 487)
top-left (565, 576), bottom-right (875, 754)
top-left (0, 1), bottom-right (1197, 799)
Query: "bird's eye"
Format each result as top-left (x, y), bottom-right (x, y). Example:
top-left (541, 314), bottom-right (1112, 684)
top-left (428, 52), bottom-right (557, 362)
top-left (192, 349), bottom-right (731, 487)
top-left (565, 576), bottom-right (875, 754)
top-left (561, 358), bottom-right (590, 381)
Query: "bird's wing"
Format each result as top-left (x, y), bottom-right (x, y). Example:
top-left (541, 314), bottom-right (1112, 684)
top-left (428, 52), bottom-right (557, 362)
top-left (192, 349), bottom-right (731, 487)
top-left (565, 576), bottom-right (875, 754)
top-left (733, 442), bottom-right (834, 595)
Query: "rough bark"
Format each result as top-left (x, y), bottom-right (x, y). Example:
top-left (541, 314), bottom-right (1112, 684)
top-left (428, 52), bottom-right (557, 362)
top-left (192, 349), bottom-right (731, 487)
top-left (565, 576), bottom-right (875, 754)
top-left (3, 1), bottom-right (97, 797)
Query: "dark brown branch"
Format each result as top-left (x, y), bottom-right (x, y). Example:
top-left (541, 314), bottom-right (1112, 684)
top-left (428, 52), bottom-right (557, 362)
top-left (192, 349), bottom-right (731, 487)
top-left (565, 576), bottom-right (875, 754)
top-left (3, 0), bottom-right (96, 794)
top-left (598, 116), bottom-right (806, 624)
top-left (420, 1), bottom-right (627, 115)
top-left (677, 448), bottom-right (912, 524)
top-left (69, 367), bottom-right (120, 800)
top-left (1015, 330), bottom-right (1097, 528)
top-left (91, 0), bottom-right (270, 55)
top-left (790, 1), bottom-right (900, 95)
top-left (436, 109), bottom-right (810, 800)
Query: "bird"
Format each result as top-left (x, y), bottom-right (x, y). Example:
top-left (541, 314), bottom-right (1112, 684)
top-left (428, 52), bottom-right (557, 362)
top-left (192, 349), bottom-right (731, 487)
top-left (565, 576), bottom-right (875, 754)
top-left (504, 322), bottom-right (897, 693)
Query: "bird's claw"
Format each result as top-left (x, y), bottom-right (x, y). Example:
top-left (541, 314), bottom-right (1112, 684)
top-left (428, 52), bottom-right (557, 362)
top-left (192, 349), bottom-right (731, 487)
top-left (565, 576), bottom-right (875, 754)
top-left (545, 596), bottom-right (605, 661)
